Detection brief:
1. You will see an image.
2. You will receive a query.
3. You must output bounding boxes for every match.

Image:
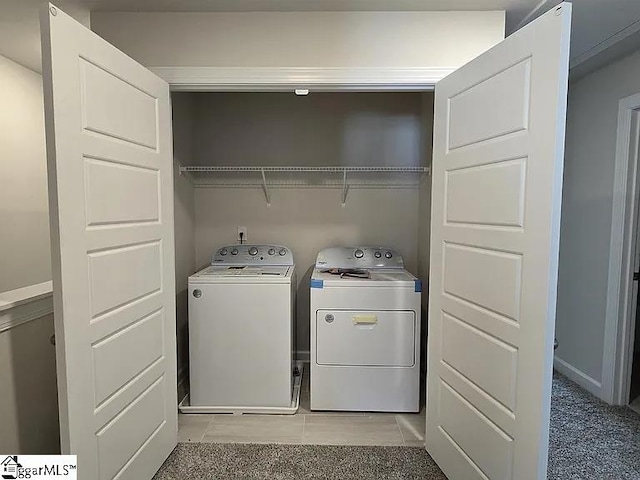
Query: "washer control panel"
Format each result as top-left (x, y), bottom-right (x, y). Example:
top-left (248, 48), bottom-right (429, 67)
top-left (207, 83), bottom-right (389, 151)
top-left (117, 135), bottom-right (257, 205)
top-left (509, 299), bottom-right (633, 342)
top-left (315, 247), bottom-right (404, 269)
top-left (212, 244), bottom-right (293, 266)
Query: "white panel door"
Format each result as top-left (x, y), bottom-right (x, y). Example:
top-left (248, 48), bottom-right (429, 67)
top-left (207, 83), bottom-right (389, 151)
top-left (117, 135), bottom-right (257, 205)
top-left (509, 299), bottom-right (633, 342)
top-left (426, 3), bottom-right (571, 480)
top-left (41, 4), bottom-right (177, 479)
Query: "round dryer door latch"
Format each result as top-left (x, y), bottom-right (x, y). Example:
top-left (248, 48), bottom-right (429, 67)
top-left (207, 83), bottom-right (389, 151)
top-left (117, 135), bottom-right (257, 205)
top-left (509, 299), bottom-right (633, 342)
top-left (325, 314), bottom-right (334, 323)
top-left (192, 289), bottom-right (202, 298)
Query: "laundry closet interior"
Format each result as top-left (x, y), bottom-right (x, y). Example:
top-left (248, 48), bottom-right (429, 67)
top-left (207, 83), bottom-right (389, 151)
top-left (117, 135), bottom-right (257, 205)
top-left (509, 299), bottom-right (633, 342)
top-left (32, 5), bottom-right (581, 477)
top-left (171, 90), bottom-right (435, 408)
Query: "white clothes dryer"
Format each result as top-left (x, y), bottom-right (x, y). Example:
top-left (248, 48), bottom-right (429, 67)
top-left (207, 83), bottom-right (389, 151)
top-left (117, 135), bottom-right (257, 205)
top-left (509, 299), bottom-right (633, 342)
top-left (310, 246), bottom-right (421, 412)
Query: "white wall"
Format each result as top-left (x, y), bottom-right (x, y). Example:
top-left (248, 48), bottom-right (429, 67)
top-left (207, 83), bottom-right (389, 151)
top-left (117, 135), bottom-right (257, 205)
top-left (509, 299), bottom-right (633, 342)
top-left (171, 93), bottom-right (196, 390)
top-left (91, 11), bottom-right (504, 69)
top-left (0, 55), bottom-right (59, 454)
top-left (0, 55), bottom-right (50, 293)
top-left (191, 92), bottom-right (425, 167)
top-left (0, 313), bottom-right (59, 453)
top-left (555, 47), bottom-right (640, 398)
top-left (187, 92), bottom-right (432, 353)
top-left (0, 0), bottom-right (91, 73)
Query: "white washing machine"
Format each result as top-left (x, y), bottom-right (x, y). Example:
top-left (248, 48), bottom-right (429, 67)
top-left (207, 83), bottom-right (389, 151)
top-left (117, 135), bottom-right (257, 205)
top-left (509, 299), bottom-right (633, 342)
top-left (181, 244), bottom-right (300, 414)
top-left (310, 246), bottom-right (421, 412)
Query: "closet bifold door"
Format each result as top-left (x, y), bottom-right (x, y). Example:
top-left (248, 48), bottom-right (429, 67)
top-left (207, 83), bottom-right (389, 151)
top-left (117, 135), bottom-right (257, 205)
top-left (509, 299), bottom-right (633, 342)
top-left (426, 3), bottom-right (571, 480)
top-left (41, 4), bottom-right (177, 479)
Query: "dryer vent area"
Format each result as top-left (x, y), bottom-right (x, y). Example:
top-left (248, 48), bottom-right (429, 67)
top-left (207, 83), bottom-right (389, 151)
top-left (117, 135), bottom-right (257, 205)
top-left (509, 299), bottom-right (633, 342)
top-left (171, 91), bottom-right (434, 412)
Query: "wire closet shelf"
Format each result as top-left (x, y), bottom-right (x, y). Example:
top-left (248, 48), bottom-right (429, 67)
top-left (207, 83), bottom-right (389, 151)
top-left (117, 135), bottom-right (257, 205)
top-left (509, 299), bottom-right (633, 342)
top-left (179, 165), bottom-right (431, 206)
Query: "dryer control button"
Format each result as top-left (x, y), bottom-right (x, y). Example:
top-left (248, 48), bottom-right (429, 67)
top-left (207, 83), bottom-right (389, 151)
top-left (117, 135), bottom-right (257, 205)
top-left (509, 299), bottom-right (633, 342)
top-left (279, 248), bottom-right (287, 256)
top-left (220, 249), bottom-right (228, 256)
top-left (325, 314), bottom-right (334, 323)
top-left (385, 251), bottom-right (393, 259)
top-left (354, 249), bottom-right (364, 258)
top-left (231, 249), bottom-right (239, 255)
top-left (249, 247), bottom-right (258, 256)
top-left (374, 251), bottom-right (382, 258)
top-left (268, 248), bottom-right (276, 255)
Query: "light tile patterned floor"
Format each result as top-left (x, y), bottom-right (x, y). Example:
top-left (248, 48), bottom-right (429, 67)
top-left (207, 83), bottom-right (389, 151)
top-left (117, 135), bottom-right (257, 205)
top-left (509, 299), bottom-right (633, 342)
top-left (178, 369), bottom-right (426, 447)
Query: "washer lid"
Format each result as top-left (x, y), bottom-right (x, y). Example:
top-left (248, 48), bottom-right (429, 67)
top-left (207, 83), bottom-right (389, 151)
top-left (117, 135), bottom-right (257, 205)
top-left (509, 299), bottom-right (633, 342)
top-left (195, 265), bottom-right (291, 277)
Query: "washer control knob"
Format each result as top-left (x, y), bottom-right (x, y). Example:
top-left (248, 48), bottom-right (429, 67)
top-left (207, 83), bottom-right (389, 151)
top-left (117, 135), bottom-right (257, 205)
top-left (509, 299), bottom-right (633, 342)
top-left (268, 248), bottom-right (276, 255)
top-left (325, 314), bottom-right (334, 323)
top-left (374, 251), bottom-right (382, 258)
top-left (231, 248), bottom-right (238, 255)
top-left (385, 251), bottom-right (393, 259)
top-left (192, 289), bottom-right (202, 298)
top-left (249, 247), bottom-right (258, 256)
top-left (220, 248), bottom-right (228, 256)
top-left (279, 248), bottom-right (287, 256)
top-left (354, 249), bottom-right (364, 259)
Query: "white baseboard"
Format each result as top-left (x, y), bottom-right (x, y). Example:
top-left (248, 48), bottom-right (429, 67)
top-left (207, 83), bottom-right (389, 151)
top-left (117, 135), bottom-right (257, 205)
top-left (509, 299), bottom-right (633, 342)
top-left (554, 355), bottom-right (604, 399)
top-left (296, 350), bottom-right (310, 363)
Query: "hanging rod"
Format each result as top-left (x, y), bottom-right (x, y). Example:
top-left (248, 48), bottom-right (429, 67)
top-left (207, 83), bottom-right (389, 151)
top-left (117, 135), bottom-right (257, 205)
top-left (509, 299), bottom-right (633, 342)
top-left (180, 165), bottom-right (430, 174)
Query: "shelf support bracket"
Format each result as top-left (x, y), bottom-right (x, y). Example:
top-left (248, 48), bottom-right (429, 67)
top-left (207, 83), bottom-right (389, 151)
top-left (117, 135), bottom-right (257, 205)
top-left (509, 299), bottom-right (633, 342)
top-left (177, 163), bottom-right (194, 185)
top-left (341, 170), bottom-right (349, 206)
top-left (261, 168), bottom-right (271, 206)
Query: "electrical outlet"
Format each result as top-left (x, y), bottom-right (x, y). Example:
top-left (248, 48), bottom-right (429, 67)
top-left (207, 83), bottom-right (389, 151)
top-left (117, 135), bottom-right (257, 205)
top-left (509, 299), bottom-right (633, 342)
top-left (237, 226), bottom-right (247, 243)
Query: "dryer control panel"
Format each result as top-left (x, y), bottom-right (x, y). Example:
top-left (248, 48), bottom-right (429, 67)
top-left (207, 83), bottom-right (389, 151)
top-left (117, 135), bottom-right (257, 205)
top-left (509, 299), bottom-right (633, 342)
top-left (315, 247), bottom-right (404, 269)
top-left (211, 244), bottom-right (294, 266)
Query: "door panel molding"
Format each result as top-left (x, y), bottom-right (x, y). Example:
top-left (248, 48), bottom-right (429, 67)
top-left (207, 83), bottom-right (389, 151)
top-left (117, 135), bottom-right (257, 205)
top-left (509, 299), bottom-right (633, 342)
top-left (41, 4), bottom-right (177, 478)
top-left (427, 4), bottom-right (571, 479)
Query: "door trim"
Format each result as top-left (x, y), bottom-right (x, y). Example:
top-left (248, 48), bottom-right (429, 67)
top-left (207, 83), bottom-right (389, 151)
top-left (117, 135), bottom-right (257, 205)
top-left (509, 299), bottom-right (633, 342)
top-left (149, 66), bottom-right (452, 91)
top-left (603, 92), bottom-right (640, 405)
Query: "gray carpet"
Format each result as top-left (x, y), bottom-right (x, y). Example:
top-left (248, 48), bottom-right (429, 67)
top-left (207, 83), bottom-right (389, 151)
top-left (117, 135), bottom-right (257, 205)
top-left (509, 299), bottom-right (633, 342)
top-left (154, 374), bottom-right (640, 479)
top-left (153, 444), bottom-right (445, 479)
top-left (548, 372), bottom-right (640, 479)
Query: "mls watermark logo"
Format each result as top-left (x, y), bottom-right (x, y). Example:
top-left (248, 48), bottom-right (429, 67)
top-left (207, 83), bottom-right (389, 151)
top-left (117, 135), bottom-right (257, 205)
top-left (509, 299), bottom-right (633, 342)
top-left (1, 456), bottom-right (77, 479)
top-left (1, 456), bottom-right (21, 479)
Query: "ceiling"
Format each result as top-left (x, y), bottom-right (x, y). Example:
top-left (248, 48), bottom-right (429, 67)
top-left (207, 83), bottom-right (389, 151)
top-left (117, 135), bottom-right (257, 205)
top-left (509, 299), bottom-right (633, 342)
top-left (2, 0), bottom-right (640, 76)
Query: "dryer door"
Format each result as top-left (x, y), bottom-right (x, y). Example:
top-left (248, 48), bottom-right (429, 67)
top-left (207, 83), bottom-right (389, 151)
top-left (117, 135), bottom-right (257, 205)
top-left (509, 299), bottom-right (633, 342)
top-left (316, 310), bottom-right (416, 366)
